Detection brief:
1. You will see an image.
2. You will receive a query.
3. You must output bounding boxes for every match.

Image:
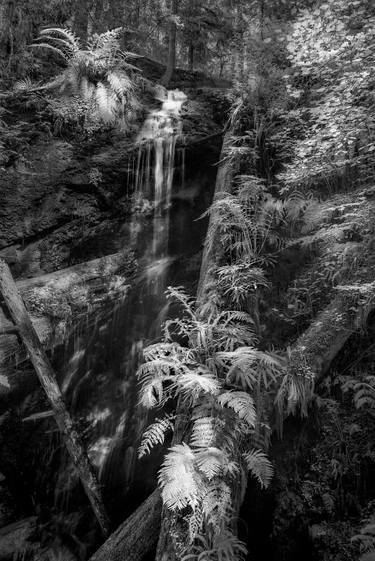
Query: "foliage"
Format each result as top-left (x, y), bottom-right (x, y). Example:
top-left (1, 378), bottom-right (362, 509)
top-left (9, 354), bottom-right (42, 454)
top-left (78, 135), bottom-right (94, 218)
top-left (278, 0), bottom-right (375, 193)
top-left (352, 516), bottom-right (375, 555)
top-left (343, 375), bottom-right (375, 411)
top-left (137, 286), bottom-right (284, 557)
top-left (31, 27), bottom-right (140, 125)
top-left (138, 414), bottom-right (175, 458)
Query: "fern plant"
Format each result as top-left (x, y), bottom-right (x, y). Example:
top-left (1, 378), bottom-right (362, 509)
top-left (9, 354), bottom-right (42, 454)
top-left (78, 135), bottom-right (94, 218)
top-left (352, 516), bottom-right (375, 555)
top-left (137, 286), bottom-right (283, 558)
top-left (31, 27), bottom-right (139, 124)
top-left (343, 375), bottom-right (375, 411)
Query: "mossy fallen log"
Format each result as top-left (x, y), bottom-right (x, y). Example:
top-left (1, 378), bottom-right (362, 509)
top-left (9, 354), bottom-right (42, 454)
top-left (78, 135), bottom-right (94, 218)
top-left (89, 489), bottom-right (162, 561)
top-left (0, 517), bottom-right (38, 560)
top-left (289, 282), bottom-right (375, 380)
top-left (0, 252), bottom-right (134, 369)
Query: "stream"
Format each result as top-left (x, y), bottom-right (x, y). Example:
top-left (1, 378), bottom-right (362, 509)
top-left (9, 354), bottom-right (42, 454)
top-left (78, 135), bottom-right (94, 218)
top-left (53, 89), bottom-right (220, 525)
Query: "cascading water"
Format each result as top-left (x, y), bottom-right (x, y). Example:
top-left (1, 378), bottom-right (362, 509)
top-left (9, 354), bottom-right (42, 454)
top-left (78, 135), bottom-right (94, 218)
top-left (54, 89), bottom-right (191, 521)
top-left (134, 89), bottom-right (187, 293)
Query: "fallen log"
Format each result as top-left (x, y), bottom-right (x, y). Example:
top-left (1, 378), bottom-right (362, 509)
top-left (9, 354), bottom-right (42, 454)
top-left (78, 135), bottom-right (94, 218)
top-left (0, 251), bottom-right (134, 368)
top-left (289, 282), bottom-right (375, 380)
top-left (0, 516), bottom-right (38, 561)
top-left (0, 259), bottom-right (110, 536)
top-left (89, 489), bottom-right (162, 561)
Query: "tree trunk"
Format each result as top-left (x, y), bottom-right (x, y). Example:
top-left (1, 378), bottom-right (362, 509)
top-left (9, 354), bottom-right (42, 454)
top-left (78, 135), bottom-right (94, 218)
top-left (74, 0), bottom-right (90, 42)
top-left (233, 1), bottom-right (244, 86)
top-left (162, 0), bottom-right (178, 87)
top-left (0, 0), bottom-right (15, 63)
top-left (89, 489), bottom-right (162, 561)
top-left (0, 259), bottom-right (110, 536)
top-left (188, 42), bottom-right (194, 71)
top-left (197, 130), bottom-right (234, 302)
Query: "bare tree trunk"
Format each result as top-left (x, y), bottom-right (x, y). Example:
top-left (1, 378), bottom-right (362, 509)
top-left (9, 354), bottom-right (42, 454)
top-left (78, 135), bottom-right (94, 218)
top-left (233, 1), bottom-right (244, 86)
top-left (188, 42), bottom-right (194, 71)
top-left (197, 130), bottom-right (235, 302)
top-left (0, 0), bottom-right (15, 65)
top-left (89, 489), bottom-right (162, 561)
top-left (162, 0), bottom-right (178, 87)
top-left (74, 0), bottom-right (90, 42)
top-left (0, 259), bottom-right (110, 536)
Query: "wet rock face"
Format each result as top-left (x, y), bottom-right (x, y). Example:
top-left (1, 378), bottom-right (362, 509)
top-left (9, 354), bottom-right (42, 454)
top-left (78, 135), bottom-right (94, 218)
top-left (0, 82), bottom-right (226, 280)
top-left (0, 137), bottom-right (104, 277)
top-left (0, 140), bottom-right (74, 247)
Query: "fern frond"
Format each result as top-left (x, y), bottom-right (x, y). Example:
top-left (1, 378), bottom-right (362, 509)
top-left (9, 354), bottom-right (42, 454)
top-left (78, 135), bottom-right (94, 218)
top-left (139, 376), bottom-right (164, 408)
top-left (39, 27), bottom-right (80, 50)
top-left (166, 285), bottom-right (196, 317)
top-left (195, 447), bottom-right (227, 480)
top-left (13, 78), bottom-right (36, 93)
top-left (138, 414), bottom-right (175, 458)
top-left (175, 369), bottom-right (221, 400)
top-left (190, 416), bottom-right (217, 448)
top-left (137, 358), bottom-right (178, 381)
top-left (275, 366), bottom-right (315, 422)
top-left (202, 480), bottom-right (232, 531)
top-left (137, 357), bottom-right (179, 408)
top-left (142, 342), bottom-right (190, 362)
top-left (349, 378), bottom-right (375, 410)
top-left (158, 443), bottom-right (200, 510)
top-left (95, 82), bottom-right (116, 122)
top-left (209, 530), bottom-right (247, 561)
top-left (29, 43), bottom-right (70, 61)
top-left (107, 71), bottom-right (128, 98)
top-left (243, 449), bottom-right (274, 489)
top-left (0, 374), bottom-right (9, 388)
top-left (217, 347), bottom-right (283, 391)
top-left (34, 35), bottom-right (77, 54)
top-left (79, 76), bottom-right (95, 100)
top-left (217, 391), bottom-right (256, 427)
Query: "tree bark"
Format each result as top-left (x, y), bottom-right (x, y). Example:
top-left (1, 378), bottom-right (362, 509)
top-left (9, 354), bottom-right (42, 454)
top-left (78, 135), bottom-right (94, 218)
top-left (89, 489), bottom-right (162, 561)
top-left (74, 0), bottom-right (90, 42)
top-left (197, 130), bottom-right (234, 302)
top-left (162, 0), bottom-right (178, 87)
top-left (0, 252), bottom-right (132, 370)
top-left (188, 42), bottom-right (194, 71)
top-left (233, 1), bottom-right (244, 86)
top-left (0, 259), bottom-right (111, 536)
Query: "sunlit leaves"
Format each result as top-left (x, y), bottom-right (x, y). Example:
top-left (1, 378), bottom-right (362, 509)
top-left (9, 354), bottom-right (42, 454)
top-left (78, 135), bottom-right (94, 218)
top-left (280, 0), bottom-right (375, 192)
top-left (159, 444), bottom-right (200, 510)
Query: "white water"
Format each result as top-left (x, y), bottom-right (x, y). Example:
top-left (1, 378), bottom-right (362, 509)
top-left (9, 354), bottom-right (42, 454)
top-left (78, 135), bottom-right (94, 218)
top-left (134, 88), bottom-right (187, 293)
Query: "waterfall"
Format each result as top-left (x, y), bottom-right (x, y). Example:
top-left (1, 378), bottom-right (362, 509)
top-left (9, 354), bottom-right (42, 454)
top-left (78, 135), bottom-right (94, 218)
top-left (134, 89), bottom-right (186, 293)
